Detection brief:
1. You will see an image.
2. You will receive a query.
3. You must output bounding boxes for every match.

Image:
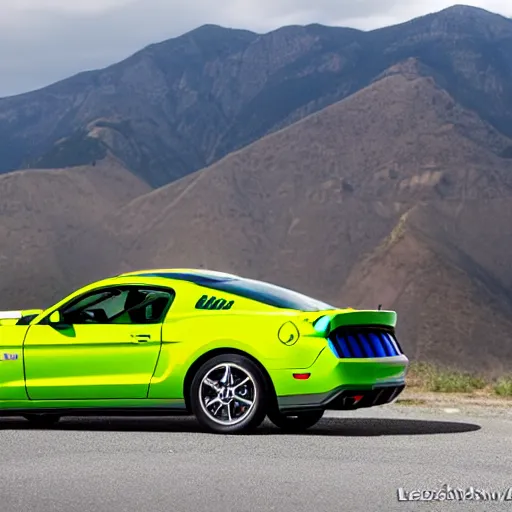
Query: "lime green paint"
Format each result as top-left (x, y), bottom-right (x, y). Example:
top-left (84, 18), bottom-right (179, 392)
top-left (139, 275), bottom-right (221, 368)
top-left (48, 311), bottom-right (61, 323)
top-left (22, 309), bottom-right (43, 317)
top-left (0, 398), bottom-right (185, 410)
top-left (0, 325), bottom-right (27, 400)
top-left (24, 324), bottom-right (163, 400)
top-left (0, 269), bottom-right (408, 413)
top-left (0, 319), bottom-right (17, 326)
top-left (268, 349), bottom-right (407, 396)
top-left (329, 310), bottom-right (397, 329)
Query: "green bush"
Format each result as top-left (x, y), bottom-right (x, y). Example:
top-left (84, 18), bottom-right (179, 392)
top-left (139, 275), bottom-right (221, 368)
top-left (407, 362), bottom-right (487, 393)
top-left (429, 372), bottom-right (487, 393)
top-left (493, 378), bottom-right (512, 397)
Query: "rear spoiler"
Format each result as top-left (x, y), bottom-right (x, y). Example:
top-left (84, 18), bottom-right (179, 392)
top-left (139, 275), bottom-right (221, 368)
top-left (303, 309), bottom-right (397, 337)
top-left (328, 310), bottom-right (396, 330)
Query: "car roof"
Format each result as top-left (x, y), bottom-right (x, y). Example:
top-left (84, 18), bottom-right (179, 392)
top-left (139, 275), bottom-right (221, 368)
top-left (116, 268), bottom-right (334, 312)
top-left (119, 268), bottom-right (240, 283)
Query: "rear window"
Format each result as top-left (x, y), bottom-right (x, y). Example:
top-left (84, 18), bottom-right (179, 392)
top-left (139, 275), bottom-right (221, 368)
top-left (201, 278), bottom-right (334, 311)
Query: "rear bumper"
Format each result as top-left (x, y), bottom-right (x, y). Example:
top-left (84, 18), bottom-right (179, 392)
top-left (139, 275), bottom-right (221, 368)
top-left (277, 383), bottom-right (405, 413)
top-left (270, 344), bottom-right (408, 413)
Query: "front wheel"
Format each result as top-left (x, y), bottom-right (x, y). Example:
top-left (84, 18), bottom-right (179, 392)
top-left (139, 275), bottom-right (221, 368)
top-left (190, 354), bottom-right (269, 434)
top-left (23, 414), bottom-right (61, 427)
top-left (267, 409), bottom-right (324, 432)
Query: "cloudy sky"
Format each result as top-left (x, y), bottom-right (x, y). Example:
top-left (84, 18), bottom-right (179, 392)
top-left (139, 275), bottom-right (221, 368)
top-left (1, 0), bottom-right (511, 97)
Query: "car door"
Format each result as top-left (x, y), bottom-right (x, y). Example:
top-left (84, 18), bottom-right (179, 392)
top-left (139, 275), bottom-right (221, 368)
top-left (23, 285), bottom-right (174, 400)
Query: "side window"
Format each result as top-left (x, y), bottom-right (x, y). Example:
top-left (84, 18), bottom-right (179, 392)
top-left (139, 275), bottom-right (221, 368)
top-left (109, 289), bottom-right (173, 324)
top-left (60, 287), bottom-right (173, 325)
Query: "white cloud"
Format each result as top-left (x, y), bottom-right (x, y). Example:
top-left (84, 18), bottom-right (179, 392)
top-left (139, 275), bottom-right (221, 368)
top-left (5, 0), bottom-right (133, 14)
top-left (0, 0), bottom-right (511, 97)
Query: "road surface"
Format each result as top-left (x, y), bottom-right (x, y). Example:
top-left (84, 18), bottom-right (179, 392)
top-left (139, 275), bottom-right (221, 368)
top-left (0, 403), bottom-right (510, 512)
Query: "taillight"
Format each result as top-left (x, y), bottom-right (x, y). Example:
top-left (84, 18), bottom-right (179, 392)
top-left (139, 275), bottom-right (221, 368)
top-left (313, 315), bottom-right (331, 335)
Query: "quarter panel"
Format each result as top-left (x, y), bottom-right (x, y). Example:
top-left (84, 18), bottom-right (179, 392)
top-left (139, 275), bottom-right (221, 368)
top-left (147, 312), bottom-right (328, 399)
top-left (148, 337), bottom-right (266, 399)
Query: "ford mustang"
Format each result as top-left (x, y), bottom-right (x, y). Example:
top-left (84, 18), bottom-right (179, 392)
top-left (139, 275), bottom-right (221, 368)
top-left (0, 269), bottom-right (408, 433)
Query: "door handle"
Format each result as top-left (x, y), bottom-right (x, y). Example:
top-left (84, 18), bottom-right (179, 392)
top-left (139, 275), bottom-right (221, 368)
top-left (131, 334), bottom-right (151, 343)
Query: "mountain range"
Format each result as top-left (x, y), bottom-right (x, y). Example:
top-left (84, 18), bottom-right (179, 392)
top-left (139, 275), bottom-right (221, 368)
top-left (1, 4), bottom-right (512, 373)
top-left (2, 4), bottom-right (512, 187)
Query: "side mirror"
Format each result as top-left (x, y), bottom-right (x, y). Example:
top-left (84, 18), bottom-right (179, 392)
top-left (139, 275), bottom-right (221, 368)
top-left (48, 310), bottom-right (72, 330)
top-left (49, 311), bottom-right (62, 324)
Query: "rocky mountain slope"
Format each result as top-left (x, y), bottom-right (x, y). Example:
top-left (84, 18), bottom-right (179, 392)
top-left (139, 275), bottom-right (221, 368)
top-left (37, 62), bottom-right (512, 373)
top-left (1, 5), bottom-right (512, 187)
top-left (0, 157), bottom-right (150, 308)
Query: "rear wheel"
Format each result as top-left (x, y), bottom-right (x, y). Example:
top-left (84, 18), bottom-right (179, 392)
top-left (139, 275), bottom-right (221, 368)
top-left (267, 409), bottom-right (324, 432)
top-left (23, 414), bottom-right (61, 427)
top-left (190, 354), bottom-right (269, 434)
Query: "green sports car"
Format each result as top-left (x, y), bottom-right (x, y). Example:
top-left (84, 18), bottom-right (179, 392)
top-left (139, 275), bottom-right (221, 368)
top-left (0, 269), bottom-right (408, 433)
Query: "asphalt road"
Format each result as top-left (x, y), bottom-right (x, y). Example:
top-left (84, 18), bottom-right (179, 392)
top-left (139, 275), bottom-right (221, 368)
top-left (0, 403), bottom-right (511, 512)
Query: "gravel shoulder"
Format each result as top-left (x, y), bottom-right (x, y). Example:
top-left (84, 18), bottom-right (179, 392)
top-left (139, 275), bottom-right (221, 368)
top-left (396, 389), bottom-right (512, 419)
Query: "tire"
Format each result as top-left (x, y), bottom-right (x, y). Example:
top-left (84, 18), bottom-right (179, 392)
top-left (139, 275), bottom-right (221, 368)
top-left (190, 354), bottom-right (269, 434)
top-left (23, 413), bottom-right (61, 427)
top-left (267, 409), bottom-right (324, 432)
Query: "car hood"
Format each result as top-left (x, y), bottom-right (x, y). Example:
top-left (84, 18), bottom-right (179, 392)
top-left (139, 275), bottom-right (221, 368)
top-left (0, 309), bottom-right (43, 325)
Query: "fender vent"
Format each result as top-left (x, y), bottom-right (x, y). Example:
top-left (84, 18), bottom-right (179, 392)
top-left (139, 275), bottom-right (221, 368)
top-left (328, 326), bottom-right (402, 359)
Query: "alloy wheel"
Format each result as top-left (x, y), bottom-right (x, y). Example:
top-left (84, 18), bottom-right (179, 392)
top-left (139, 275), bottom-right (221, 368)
top-left (198, 363), bottom-right (257, 426)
